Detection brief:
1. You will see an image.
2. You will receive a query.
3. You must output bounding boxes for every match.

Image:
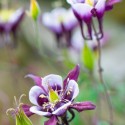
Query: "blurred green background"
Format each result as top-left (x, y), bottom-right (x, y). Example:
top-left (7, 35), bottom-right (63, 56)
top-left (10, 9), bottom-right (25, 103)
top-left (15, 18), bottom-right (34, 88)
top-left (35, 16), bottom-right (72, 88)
top-left (0, 0), bottom-right (125, 125)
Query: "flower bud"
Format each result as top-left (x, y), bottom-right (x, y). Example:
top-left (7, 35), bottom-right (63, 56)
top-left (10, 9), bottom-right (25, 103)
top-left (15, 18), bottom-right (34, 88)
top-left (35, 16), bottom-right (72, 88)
top-left (29, 0), bottom-right (40, 21)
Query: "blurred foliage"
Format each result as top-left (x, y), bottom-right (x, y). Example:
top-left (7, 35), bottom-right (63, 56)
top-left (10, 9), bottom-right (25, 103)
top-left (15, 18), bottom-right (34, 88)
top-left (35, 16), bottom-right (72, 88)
top-left (81, 43), bottom-right (95, 72)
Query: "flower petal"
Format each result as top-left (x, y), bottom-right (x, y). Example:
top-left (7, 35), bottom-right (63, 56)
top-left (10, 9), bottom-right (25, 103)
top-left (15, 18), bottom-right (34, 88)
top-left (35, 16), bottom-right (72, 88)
top-left (30, 106), bottom-right (51, 116)
top-left (67, 0), bottom-right (85, 4)
top-left (42, 12), bottom-right (62, 34)
top-left (106, 0), bottom-right (121, 5)
top-left (22, 104), bottom-right (34, 117)
top-left (95, 0), bottom-right (106, 18)
top-left (9, 8), bottom-right (25, 31)
top-left (44, 116), bottom-right (57, 125)
top-left (63, 80), bottom-right (79, 101)
top-left (25, 74), bottom-right (42, 87)
top-left (52, 101), bottom-right (71, 116)
top-left (42, 74), bottom-right (63, 92)
top-left (70, 101), bottom-right (96, 112)
top-left (72, 3), bottom-right (93, 23)
top-left (29, 86), bottom-right (47, 105)
top-left (63, 9), bottom-right (78, 31)
top-left (63, 65), bottom-right (80, 90)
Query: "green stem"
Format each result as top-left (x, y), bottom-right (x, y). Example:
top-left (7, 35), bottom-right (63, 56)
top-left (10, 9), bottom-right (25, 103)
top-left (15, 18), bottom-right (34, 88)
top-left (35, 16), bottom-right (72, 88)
top-left (91, 20), bottom-right (113, 125)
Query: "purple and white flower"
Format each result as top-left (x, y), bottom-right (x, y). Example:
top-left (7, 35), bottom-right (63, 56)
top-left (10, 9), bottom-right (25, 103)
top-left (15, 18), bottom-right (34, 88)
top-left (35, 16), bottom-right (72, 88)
top-left (23, 65), bottom-right (96, 125)
top-left (0, 8), bottom-right (25, 33)
top-left (0, 8), bottom-right (25, 47)
top-left (66, 0), bottom-right (121, 40)
top-left (42, 7), bottom-right (78, 47)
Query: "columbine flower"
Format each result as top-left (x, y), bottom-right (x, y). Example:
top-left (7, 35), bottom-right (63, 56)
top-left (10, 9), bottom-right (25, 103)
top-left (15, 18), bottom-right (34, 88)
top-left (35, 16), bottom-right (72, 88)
top-left (42, 7), bottom-right (78, 47)
top-left (23, 65), bottom-right (96, 125)
top-left (66, 0), bottom-right (121, 40)
top-left (0, 8), bottom-right (25, 47)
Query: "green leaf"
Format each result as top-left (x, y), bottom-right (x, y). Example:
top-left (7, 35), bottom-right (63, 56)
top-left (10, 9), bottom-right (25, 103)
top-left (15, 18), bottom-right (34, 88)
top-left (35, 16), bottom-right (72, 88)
top-left (16, 110), bottom-right (33, 125)
top-left (81, 43), bottom-right (94, 71)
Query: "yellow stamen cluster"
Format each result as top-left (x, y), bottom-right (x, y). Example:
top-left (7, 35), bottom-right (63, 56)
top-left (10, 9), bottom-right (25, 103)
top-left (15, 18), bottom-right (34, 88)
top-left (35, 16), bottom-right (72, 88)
top-left (67, 87), bottom-right (73, 95)
top-left (85, 0), bottom-right (94, 6)
top-left (39, 94), bottom-right (46, 98)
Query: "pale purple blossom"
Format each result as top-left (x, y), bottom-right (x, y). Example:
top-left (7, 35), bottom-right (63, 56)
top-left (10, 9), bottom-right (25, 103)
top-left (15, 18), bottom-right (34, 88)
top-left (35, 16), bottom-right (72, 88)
top-left (0, 8), bottom-right (25, 47)
top-left (66, 0), bottom-right (121, 40)
top-left (0, 8), bottom-right (25, 33)
top-left (23, 65), bottom-right (96, 125)
top-left (42, 7), bottom-right (78, 47)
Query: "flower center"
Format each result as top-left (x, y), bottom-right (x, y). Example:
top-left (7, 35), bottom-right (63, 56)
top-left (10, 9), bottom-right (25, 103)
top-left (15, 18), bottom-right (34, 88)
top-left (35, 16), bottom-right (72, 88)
top-left (0, 10), bottom-right (14, 22)
top-left (58, 15), bottom-right (64, 23)
top-left (85, 0), bottom-right (94, 6)
top-left (48, 86), bottom-right (59, 104)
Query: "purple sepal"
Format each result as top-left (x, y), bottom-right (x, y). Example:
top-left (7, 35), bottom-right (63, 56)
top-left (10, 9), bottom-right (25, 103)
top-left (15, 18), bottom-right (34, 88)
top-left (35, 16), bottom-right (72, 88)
top-left (25, 74), bottom-right (42, 87)
top-left (105, 0), bottom-right (121, 11)
top-left (22, 104), bottom-right (34, 117)
top-left (106, 0), bottom-right (121, 6)
top-left (63, 64), bottom-right (80, 89)
top-left (70, 101), bottom-right (96, 112)
top-left (105, 5), bottom-right (113, 11)
top-left (44, 116), bottom-right (57, 125)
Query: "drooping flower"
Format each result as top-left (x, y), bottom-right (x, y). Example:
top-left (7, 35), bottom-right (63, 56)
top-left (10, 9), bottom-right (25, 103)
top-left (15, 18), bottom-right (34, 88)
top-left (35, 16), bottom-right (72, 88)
top-left (66, 0), bottom-right (121, 40)
top-left (42, 7), bottom-right (78, 47)
top-left (0, 8), bottom-right (25, 47)
top-left (23, 65), bottom-right (96, 125)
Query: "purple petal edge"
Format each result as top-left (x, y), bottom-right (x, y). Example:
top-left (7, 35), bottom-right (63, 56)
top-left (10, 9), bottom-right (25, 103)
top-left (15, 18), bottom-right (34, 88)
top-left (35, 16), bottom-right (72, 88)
top-left (22, 104), bottom-right (34, 117)
top-left (25, 74), bottom-right (42, 87)
top-left (70, 101), bottom-right (96, 112)
top-left (63, 64), bottom-right (80, 90)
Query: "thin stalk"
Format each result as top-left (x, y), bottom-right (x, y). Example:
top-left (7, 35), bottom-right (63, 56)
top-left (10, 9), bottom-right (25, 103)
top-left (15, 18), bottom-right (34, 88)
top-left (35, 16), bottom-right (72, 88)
top-left (61, 114), bottom-right (69, 125)
top-left (89, 72), bottom-right (102, 124)
top-left (91, 20), bottom-right (113, 125)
